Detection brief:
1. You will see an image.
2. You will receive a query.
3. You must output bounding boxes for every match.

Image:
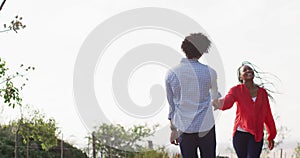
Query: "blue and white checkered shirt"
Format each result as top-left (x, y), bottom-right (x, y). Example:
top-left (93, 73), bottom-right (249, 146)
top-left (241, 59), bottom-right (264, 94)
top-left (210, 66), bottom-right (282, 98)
top-left (166, 58), bottom-right (219, 133)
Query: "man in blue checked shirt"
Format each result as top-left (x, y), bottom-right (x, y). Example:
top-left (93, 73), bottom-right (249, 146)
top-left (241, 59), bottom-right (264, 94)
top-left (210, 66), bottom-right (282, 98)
top-left (166, 33), bottom-right (220, 158)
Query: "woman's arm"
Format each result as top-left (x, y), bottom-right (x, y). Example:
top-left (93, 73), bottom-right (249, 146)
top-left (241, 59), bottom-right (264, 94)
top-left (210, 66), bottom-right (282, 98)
top-left (261, 90), bottom-right (276, 150)
top-left (213, 87), bottom-right (237, 110)
top-left (264, 91), bottom-right (277, 143)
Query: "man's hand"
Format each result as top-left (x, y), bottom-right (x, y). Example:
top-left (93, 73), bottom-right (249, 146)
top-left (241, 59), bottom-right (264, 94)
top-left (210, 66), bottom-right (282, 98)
top-left (170, 130), bottom-right (179, 145)
top-left (212, 99), bottom-right (220, 110)
top-left (268, 139), bottom-right (275, 150)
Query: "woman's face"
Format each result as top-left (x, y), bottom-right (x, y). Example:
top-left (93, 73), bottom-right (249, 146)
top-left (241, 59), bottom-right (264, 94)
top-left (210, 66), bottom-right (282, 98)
top-left (239, 65), bottom-right (254, 82)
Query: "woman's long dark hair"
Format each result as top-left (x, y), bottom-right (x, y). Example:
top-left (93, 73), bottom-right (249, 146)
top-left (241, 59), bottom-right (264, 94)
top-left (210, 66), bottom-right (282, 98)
top-left (237, 61), bottom-right (281, 102)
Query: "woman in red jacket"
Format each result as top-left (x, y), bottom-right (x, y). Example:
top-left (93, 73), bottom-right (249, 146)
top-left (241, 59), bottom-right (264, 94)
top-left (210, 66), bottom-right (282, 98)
top-left (213, 62), bottom-right (277, 158)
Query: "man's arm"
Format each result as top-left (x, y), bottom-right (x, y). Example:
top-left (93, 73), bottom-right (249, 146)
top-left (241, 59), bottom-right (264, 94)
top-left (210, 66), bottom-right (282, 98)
top-left (166, 71), bottom-right (179, 145)
top-left (209, 67), bottom-right (220, 100)
top-left (166, 80), bottom-right (175, 121)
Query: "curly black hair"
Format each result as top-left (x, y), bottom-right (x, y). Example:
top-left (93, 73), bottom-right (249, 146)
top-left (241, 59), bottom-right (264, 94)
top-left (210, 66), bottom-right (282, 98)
top-left (181, 33), bottom-right (211, 59)
top-left (237, 61), bottom-right (281, 102)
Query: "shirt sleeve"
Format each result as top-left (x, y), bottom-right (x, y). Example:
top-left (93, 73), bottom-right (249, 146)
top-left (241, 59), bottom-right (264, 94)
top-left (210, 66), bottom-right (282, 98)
top-left (166, 71), bottom-right (175, 120)
top-left (220, 87), bottom-right (237, 110)
top-left (264, 90), bottom-right (277, 141)
top-left (208, 67), bottom-right (220, 100)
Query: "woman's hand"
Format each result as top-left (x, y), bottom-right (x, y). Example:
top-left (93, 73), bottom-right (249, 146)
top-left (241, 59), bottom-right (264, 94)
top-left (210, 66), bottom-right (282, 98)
top-left (268, 139), bottom-right (275, 150)
top-left (170, 130), bottom-right (179, 145)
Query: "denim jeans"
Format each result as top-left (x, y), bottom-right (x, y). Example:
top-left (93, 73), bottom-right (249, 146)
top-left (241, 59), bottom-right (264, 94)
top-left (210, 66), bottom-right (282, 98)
top-left (233, 131), bottom-right (263, 158)
top-left (179, 126), bottom-right (216, 158)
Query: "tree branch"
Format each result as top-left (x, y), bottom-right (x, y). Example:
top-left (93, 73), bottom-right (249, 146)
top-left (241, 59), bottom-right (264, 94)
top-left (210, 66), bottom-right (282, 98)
top-left (0, 29), bottom-right (10, 33)
top-left (0, 0), bottom-right (7, 12)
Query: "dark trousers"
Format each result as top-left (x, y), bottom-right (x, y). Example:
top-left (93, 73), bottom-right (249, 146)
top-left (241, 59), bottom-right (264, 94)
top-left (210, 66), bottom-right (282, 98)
top-left (179, 126), bottom-right (216, 158)
top-left (233, 131), bottom-right (263, 158)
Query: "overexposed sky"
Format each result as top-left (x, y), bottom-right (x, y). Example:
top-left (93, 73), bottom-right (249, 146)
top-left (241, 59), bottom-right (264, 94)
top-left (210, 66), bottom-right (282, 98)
top-left (1, 0), bottom-right (300, 155)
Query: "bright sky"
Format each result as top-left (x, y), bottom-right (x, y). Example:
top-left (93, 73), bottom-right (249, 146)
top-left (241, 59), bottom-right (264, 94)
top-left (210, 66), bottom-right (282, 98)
top-left (1, 0), bottom-right (300, 156)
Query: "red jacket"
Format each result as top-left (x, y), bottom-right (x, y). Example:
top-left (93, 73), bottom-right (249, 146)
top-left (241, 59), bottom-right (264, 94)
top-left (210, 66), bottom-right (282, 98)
top-left (220, 84), bottom-right (277, 142)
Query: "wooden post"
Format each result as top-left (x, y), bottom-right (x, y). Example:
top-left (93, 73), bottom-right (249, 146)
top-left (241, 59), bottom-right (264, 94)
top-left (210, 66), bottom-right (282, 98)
top-left (92, 132), bottom-right (96, 158)
top-left (61, 133), bottom-right (63, 158)
top-left (14, 126), bottom-right (20, 158)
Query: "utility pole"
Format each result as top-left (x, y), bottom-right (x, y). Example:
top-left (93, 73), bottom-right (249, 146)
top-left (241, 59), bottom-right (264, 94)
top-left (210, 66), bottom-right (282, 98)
top-left (61, 133), bottom-right (63, 158)
top-left (92, 132), bottom-right (96, 158)
top-left (87, 137), bottom-right (90, 157)
top-left (148, 140), bottom-right (153, 149)
top-left (285, 151), bottom-right (286, 158)
top-left (14, 129), bottom-right (19, 158)
top-left (14, 122), bottom-right (21, 158)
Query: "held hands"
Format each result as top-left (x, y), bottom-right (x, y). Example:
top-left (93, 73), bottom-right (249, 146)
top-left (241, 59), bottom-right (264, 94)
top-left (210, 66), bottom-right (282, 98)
top-left (212, 99), bottom-right (221, 110)
top-left (268, 139), bottom-right (275, 150)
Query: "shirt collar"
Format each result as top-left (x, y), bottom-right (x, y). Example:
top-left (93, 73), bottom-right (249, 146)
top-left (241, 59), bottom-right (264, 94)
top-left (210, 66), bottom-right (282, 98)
top-left (180, 58), bottom-right (199, 63)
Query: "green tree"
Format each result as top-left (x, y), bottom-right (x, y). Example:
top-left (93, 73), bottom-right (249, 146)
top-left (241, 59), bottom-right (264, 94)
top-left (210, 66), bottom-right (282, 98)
top-left (15, 106), bottom-right (58, 158)
top-left (293, 143), bottom-right (300, 158)
top-left (1, 15), bottom-right (26, 33)
top-left (1, 0), bottom-right (26, 34)
top-left (1, 3), bottom-right (43, 158)
top-left (1, 0), bottom-right (28, 108)
top-left (261, 116), bottom-right (289, 157)
top-left (0, 58), bottom-right (34, 108)
top-left (0, 124), bottom-right (15, 158)
top-left (89, 123), bottom-right (158, 158)
top-left (0, 60), bottom-right (34, 158)
top-left (134, 146), bottom-right (170, 158)
top-left (0, 57), bottom-right (34, 158)
top-left (0, 123), bottom-right (88, 158)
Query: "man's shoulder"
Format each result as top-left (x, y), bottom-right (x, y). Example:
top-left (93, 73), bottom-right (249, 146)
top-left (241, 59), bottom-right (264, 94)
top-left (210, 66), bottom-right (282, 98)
top-left (198, 65), bottom-right (217, 78)
top-left (167, 63), bottom-right (185, 73)
top-left (206, 65), bottom-right (216, 73)
top-left (195, 62), bottom-right (214, 71)
top-left (166, 67), bottom-right (177, 81)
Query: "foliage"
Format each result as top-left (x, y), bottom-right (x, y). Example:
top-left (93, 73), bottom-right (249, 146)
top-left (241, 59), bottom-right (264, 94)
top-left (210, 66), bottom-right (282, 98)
top-left (1, 0), bottom-right (29, 108)
top-left (0, 58), bottom-right (34, 108)
top-left (1, 15), bottom-right (26, 33)
top-left (17, 106), bottom-right (58, 151)
top-left (264, 116), bottom-right (288, 150)
top-left (262, 125), bottom-right (289, 152)
top-left (134, 146), bottom-right (170, 158)
top-left (0, 125), bottom-right (14, 157)
top-left (261, 116), bottom-right (289, 157)
top-left (0, 0), bottom-right (25, 33)
top-left (293, 143), bottom-right (300, 158)
top-left (0, 124), bottom-right (88, 158)
top-left (89, 123), bottom-right (159, 157)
